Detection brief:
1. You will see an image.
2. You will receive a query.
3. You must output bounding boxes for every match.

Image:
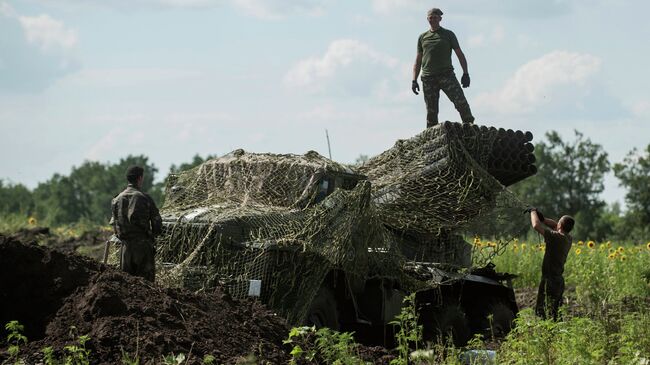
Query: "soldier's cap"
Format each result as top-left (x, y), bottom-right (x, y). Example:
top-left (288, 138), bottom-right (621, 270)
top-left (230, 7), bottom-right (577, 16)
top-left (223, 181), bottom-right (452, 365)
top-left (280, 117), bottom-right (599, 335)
top-left (427, 8), bottom-right (443, 16)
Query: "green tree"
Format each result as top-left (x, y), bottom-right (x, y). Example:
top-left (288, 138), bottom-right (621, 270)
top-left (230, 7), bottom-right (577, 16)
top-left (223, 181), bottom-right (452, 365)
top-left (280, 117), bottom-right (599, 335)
top-left (0, 180), bottom-right (34, 216)
top-left (33, 174), bottom-right (86, 225)
top-left (154, 154), bottom-right (218, 206)
top-left (613, 144), bottom-right (650, 240)
top-left (169, 154), bottom-right (216, 174)
top-left (510, 130), bottom-right (610, 240)
top-left (31, 155), bottom-right (160, 226)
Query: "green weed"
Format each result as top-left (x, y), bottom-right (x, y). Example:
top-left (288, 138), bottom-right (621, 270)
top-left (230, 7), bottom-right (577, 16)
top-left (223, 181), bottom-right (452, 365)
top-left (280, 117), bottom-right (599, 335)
top-left (4, 320), bottom-right (27, 365)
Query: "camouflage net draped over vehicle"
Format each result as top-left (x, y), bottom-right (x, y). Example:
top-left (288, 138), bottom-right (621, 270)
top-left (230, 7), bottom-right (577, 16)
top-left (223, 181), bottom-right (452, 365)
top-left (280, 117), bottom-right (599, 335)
top-left (155, 122), bottom-right (534, 324)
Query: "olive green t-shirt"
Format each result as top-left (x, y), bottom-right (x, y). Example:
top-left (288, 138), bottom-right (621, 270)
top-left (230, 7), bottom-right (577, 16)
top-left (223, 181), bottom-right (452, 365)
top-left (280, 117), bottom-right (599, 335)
top-left (541, 227), bottom-right (572, 278)
top-left (417, 27), bottom-right (459, 77)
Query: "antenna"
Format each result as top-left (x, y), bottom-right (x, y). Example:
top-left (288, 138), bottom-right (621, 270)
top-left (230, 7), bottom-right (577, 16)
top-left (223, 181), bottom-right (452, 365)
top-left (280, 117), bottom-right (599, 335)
top-left (325, 129), bottom-right (332, 160)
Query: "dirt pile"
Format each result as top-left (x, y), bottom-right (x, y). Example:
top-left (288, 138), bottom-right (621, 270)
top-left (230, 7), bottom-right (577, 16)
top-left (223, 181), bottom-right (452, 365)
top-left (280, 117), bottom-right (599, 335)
top-left (0, 235), bottom-right (292, 364)
top-left (6, 226), bottom-right (111, 260)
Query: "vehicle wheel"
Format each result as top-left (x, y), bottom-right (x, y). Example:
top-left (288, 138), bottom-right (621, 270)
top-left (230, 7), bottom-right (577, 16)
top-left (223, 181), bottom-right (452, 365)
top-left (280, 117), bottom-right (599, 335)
top-left (433, 304), bottom-right (471, 347)
top-left (305, 287), bottom-right (339, 331)
top-left (486, 302), bottom-right (515, 337)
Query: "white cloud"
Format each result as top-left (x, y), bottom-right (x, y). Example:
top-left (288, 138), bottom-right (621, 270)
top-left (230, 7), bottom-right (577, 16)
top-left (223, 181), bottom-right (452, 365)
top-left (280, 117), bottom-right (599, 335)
top-left (0, 3), bottom-right (80, 92)
top-left (474, 51), bottom-right (601, 115)
top-left (18, 14), bottom-right (77, 51)
top-left (284, 39), bottom-right (401, 96)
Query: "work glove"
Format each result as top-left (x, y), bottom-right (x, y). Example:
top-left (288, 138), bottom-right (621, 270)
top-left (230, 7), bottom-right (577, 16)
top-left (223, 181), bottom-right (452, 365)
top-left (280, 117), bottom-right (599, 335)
top-left (524, 207), bottom-right (545, 222)
top-left (412, 80), bottom-right (420, 95)
top-left (461, 73), bottom-right (470, 88)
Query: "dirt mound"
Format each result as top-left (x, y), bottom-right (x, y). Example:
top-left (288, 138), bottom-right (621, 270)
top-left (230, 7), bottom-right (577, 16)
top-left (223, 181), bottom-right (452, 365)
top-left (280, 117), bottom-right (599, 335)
top-left (0, 235), bottom-right (292, 364)
top-left (5, 226), bottom-right (111, 260)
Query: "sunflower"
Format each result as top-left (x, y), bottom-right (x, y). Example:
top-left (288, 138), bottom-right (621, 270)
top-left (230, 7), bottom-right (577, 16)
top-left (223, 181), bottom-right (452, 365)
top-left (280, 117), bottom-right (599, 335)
top-left (608, 252), bottom-right (617, 260)
top-left (575, 248), bottom-right (582, 255)
top-left (646, 242), bottom-right (650, 250)
top-left (617, 246), bottom-right (624, 253)
top-left (28, 217), bottom-right (37, 225)
top-left (587, 241), bottom-right (595, 248)
top-left (620, 255), bottom-right (627, 261)
top-left (577, 240), bottom-right (584, 246)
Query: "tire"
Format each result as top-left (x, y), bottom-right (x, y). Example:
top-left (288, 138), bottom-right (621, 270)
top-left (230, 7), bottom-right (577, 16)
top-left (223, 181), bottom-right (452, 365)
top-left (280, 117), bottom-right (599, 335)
top-left (305, 287), bottom-right (340, 331)
top-left (485, 302), bottom-right (515, 338)
top-left (432, 304), bottom-right (471, 347)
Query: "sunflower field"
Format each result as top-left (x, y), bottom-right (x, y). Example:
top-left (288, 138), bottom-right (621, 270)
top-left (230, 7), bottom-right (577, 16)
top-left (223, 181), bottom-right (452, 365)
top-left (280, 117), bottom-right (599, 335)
top-left (473, 236), bottom-right (650, 364)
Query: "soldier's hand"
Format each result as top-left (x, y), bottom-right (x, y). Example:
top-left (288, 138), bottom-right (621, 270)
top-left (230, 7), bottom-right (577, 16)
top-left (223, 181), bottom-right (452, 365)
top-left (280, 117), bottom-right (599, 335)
top-left (461, 73), bottom-right (470, 88)
top-left (412, 80), bottom-right (420, 95)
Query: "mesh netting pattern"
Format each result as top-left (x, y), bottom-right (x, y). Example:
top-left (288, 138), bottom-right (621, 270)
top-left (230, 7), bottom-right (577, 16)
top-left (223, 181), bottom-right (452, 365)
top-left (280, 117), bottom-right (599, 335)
top-left (155, 122), bottom-right (535, 324)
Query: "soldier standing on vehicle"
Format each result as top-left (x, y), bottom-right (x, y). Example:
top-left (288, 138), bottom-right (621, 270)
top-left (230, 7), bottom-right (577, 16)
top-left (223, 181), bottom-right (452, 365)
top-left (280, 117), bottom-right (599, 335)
top-left (111, 166), bottom-right (162, 282)
top-left (412, 7), bottom-right (475, 128)
top-left (528, 208), bottom-right (575, 320)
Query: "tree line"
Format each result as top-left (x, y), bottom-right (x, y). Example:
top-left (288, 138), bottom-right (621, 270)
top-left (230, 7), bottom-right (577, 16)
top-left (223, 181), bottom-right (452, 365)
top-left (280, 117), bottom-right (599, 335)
top-left (0, 154), bottom-right (213, 227)
top-left (0, 131), bottom-right (648, 242)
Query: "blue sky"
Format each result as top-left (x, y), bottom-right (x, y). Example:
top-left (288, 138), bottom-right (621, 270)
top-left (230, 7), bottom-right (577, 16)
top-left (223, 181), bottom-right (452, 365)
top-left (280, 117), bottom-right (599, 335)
top-left (1, 0), bottom-right (648, 206)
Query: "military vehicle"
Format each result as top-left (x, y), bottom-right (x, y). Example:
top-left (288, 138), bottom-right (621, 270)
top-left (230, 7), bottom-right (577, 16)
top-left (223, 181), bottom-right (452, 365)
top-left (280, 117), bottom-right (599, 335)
top-left (156, 122), bottom-right (536, 345)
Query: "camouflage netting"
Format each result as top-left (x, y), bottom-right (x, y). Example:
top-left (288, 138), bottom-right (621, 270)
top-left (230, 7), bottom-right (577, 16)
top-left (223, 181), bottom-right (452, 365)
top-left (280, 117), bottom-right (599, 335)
top-left (152, 122), bottom-right (535, 324)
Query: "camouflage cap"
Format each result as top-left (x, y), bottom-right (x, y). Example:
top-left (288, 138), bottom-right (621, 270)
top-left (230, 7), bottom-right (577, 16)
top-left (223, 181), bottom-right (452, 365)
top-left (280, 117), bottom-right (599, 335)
top-left (427, 8), bottom-right (443, 16)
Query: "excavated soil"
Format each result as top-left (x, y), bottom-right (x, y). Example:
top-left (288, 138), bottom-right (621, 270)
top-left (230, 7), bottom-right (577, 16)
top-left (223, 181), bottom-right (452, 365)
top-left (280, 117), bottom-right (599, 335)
top-left (0, 235), bottom-right (292, 364)
top-left (0, 234), bottom-right (394, 364)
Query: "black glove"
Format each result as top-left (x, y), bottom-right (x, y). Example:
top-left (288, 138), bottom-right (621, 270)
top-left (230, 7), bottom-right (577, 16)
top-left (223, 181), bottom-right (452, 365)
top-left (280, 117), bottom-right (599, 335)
top-left (412, 80), bottom-right (420, 95)
top-left (524, 207), bottom-right (545, 221)
top-left (461, 73), bottom-right (470, 88)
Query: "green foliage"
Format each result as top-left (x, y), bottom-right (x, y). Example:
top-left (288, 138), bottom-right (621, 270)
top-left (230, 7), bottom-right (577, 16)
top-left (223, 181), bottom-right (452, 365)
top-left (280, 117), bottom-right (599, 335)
top-left (169, 154), bottom-right (217, 174)
top-left (492, 239), bottom-right (649, 308)
top-left (38, 326), bottom-right (92, 365)
top-left (0, 154), bottom-right (225, 228)
top-left (120, 348), bottom-right (140, 365)
top-left (5, 320), bottom-right (27, 364)
top-left (284, 326), bottom-right (366, 365)
top-left (160, 353), bottom-right (186, 364)
top-left (30, 155), bottom-right (160, 226)
top-left (510, 130), bottom-right (610, 240)
top-left (201, 354), bottom-right (216, 364)
top-left (498, 308), bottom-right (650, 365)
top-left (614, 144), bottom-right (650, 241)
top-left (389, 293), bottom-right (422, 365)
top-left (0, 180), bottom-right (33, 216)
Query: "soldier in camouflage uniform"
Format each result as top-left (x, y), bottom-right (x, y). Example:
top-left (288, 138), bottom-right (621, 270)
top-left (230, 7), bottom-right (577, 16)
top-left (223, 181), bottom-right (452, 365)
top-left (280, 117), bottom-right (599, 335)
top-left (412, 8), bottom-right (475, 128)
top-left (111, 166), bottom-right (162, 282)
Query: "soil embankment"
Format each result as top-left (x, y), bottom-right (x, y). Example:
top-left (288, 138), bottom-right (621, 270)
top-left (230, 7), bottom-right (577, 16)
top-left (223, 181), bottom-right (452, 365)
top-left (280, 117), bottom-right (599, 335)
top-left (0, 234), bottom-right (292, 364)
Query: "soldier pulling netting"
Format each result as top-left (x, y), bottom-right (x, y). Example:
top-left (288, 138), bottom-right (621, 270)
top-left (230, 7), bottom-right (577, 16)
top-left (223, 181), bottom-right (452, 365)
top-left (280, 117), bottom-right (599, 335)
top-left (153, 122), bottom-right (535, 324)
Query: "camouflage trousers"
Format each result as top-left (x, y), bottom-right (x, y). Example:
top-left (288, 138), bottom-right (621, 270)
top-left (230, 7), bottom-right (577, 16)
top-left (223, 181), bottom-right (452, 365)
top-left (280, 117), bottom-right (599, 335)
top-left (120, 238), bottom-right (156, 282)
top-left (535, 275), bottom-right (565, 320)
top-left (422, 71), bottom-right (475, 127)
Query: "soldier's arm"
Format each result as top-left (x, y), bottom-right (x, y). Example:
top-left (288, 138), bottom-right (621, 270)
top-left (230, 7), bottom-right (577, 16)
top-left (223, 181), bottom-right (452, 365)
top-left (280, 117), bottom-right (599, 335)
top-left (543, 217), bottom-right (558, 228)
top-left (413, 52), bottom-right (422, 80)
top-left (148, 195), bottom-right (163, 236)
top-left (453, 47), bottom-right (468, 74)
top-left (530, 211), bottom-right (545, 235)
top-left (110, 198), bottom-right (120, 236)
